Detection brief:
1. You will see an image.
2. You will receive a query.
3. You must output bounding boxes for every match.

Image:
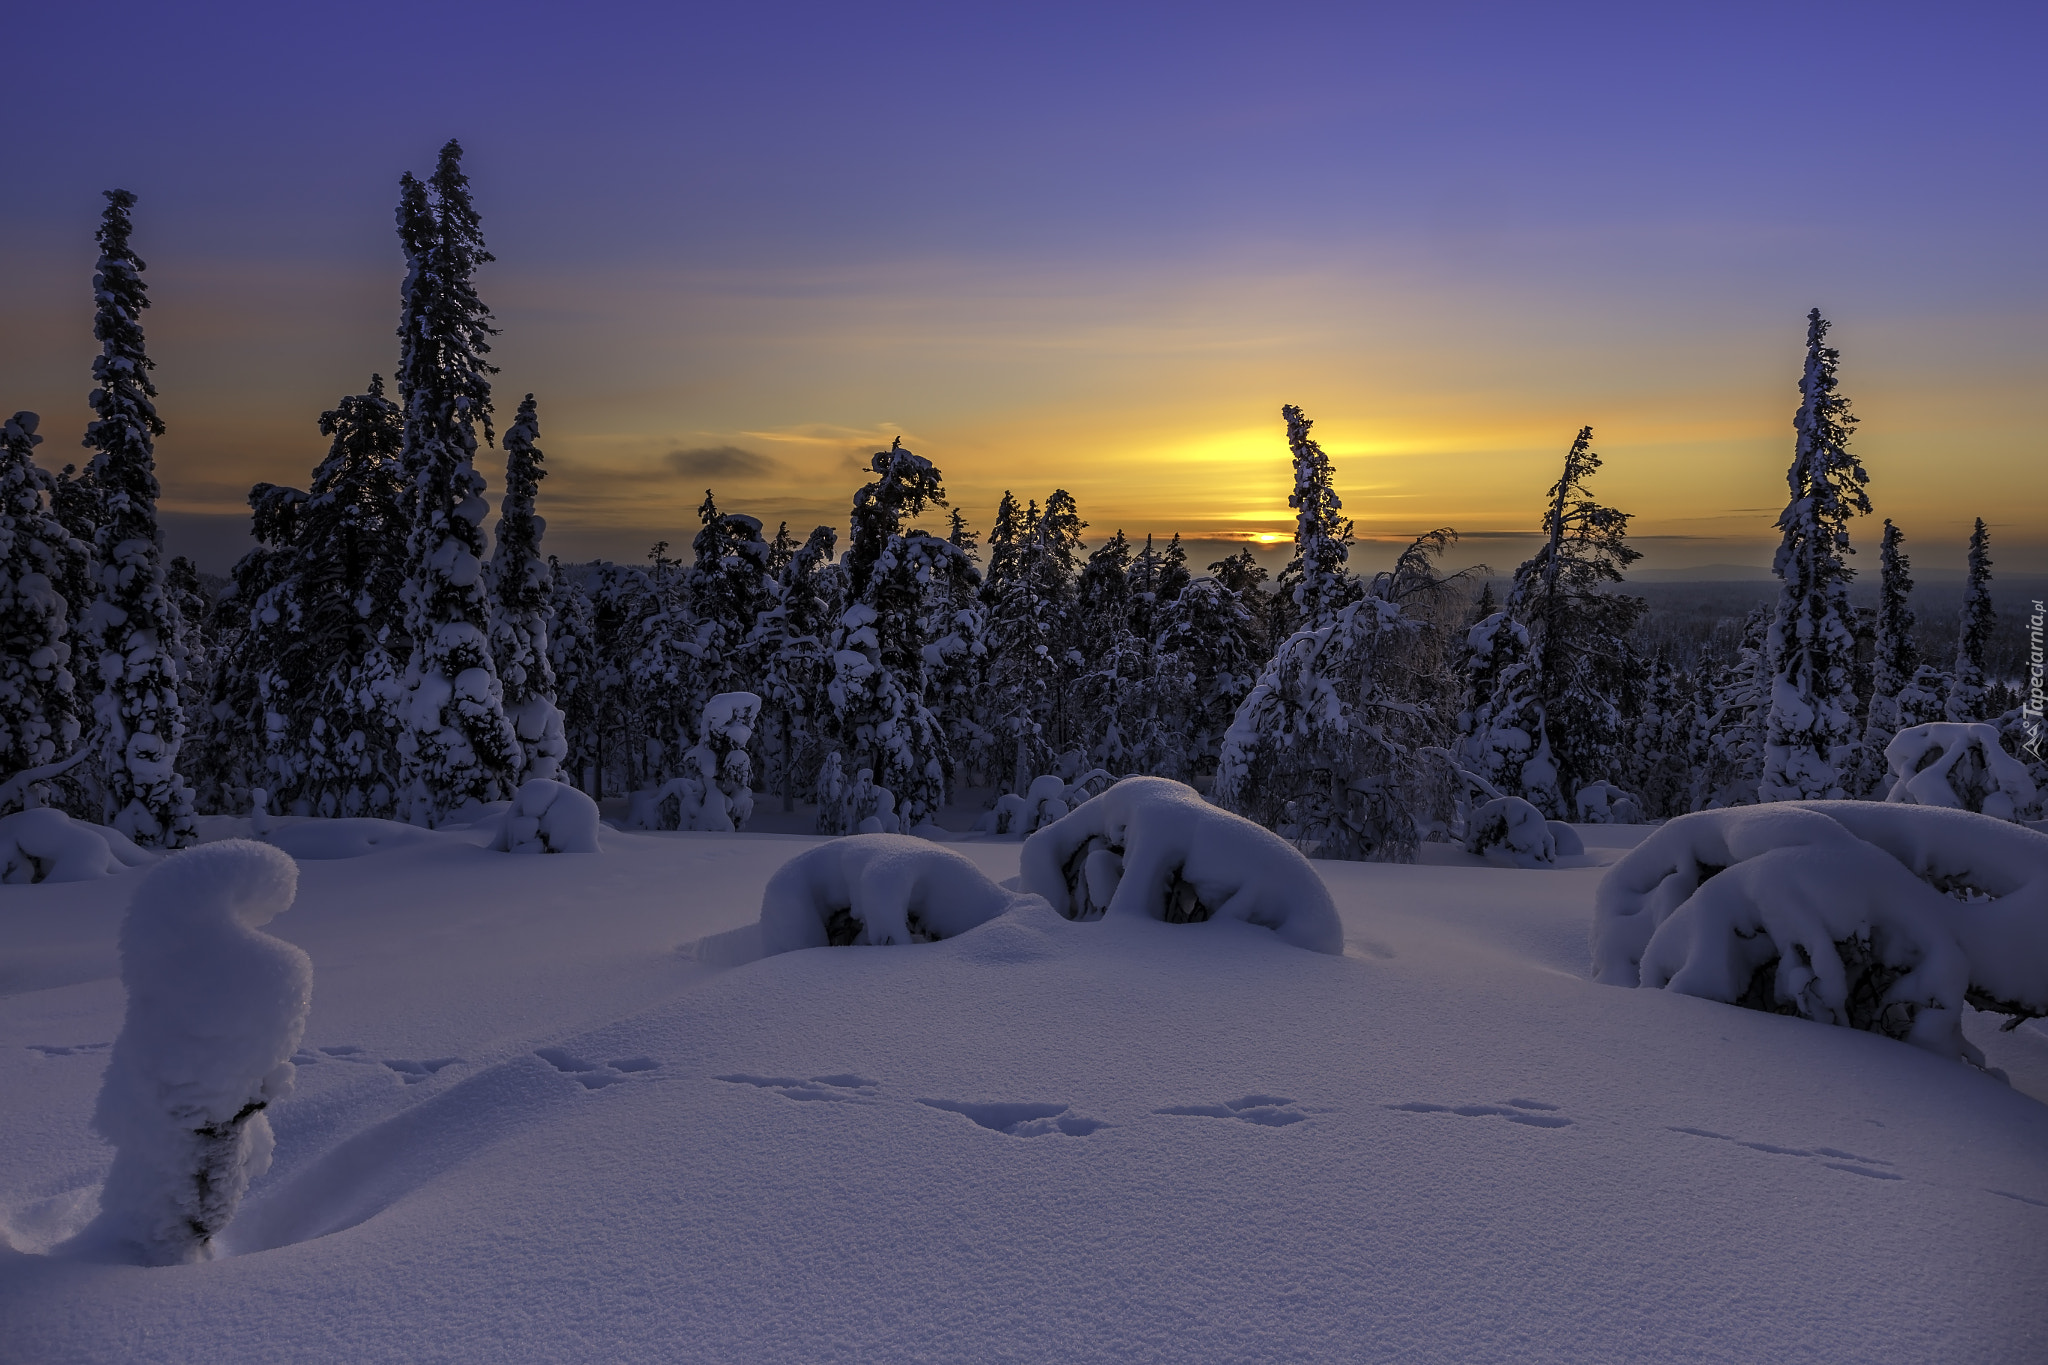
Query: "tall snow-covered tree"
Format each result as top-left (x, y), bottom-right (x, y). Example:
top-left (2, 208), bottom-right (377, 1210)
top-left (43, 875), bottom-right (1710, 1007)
top-left (1945, 517), bottom-right (1994, 723)
top-left (1758, 309), bottom-right (1870, 802)
top-left (1215, 530), bottom-right (1459, 862)
top-left (1154, 575), bottom-right (1264, 780)
top-left (546, 559), bottom-right (599, 792)
top-left (1461, 427), bottom-right (1644, 815)
top-left (79, 189), bottom-right (195, 847)
top-left (393, 141), bottom-right (522, 823)
top-left (848, 437), bottom-right (945, 599)
top-left (826, 443), bottom-right (969, 826)
top-left (685, 489), bottom-right (774, 710)
top-left (0, 411), bottom-right (88, 805)
top-left (489, 395), bottom-right (565, 780)
top-left (748, 526), bottom-right (841, 809)
top-left (1859, 519), bottom-right (1917, 794)
top-left (1275, 404), bottom-right (1354, 633)
top-left (1702, 606), bottom-right (1770, 808)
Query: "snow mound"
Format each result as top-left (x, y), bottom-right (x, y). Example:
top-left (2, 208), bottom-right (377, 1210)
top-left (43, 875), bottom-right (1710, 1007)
top-left (1884, 722), bottom-right (2039, 822)
top-left (1574, 781), bottom-right (1643, 825)
top-left (79, 840), bottom-right (313, 1265)
top-left (1464, 796), bottom-right (1557, 867)
top-left (1593, 802), bottom-right (2048, 1059)
top-left (490, 779), bottom-right (600, 854)
top-left (0, 807), bottom-right (155, 883)
top-left (759, 834), bottom-right (1036, 952)
top-left (1018, 776), bottom-right (1343, 954)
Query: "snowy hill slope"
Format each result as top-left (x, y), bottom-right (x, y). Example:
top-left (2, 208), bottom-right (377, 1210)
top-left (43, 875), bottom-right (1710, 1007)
top-left (2, 826), bottom-right (2045, 1362)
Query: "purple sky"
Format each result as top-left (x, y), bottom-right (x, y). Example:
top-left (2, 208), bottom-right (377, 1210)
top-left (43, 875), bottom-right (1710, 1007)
top-left (4, 1), bottom-right (2042, 576)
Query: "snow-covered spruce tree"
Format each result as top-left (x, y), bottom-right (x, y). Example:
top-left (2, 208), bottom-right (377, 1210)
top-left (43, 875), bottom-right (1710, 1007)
top-left (1275, 404), bottom-right (1355, 634)
top-left (685, 490), bottom-right (774, 711)
top-left (921, 515), bottom-right (989, 789)
top-left (86, 840), bottom-right (310, 1265)
top-left (981, 497), bottom-right (1059, 789)
top-left (622, 541), bottom-right (698, 787)
top-left (1458, 429), bottom-right (1643, 815)
top-left (1945, 517), bottom-right (1994, 723)
top-left (546, 558), bottom-right (600, 792)
top-left (0, 411), bottom-right (89, 806)
top-left (79, 190), bottom-right (195, 847)
top-left (828, 526), bottom-right (977, 831)
top-left (848, 436), bottom-right (945, 599)
top-left (1072, 530), bottom-right (1145, 772)
top-left (392, 142), bottom-right (522, 824)
top-left (1859, 519), bottom-right (1918, 796)
top-left (1154, 575), bottom-right (1264, 781)
top-left (1758, 309), bottom-right (1870, 802)
top-left (1214, 530), bottom-right (1460, 862)
top-left (1701, 606), bottom-right (1770, 807)
top-left (748, 526), bottom-right (841, 810)
top-left (1208, 545), bottom-right (1273, 657)
top-left (488, 395), bottom-right (565, 781)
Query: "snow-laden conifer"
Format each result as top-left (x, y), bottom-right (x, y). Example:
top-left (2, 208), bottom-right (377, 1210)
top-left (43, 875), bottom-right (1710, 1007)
top-left (748, 526), bottom-right (842, 809)
top-left (1859, 519), bottom-right (1917, 795)
top-left (1945, 518), bottom-right (1994, 723)
top-left (546, 559), bottom-right (600, 792)
top-left (1461, 428), bottom-right (1643, 815)
top-left (847, 437), bottom-right (945, 600)
top-left (489, 395), bottom-right (565, 780)
top-left (1276, 405), bottom-right (1353, 632)
top-left (1153, 576), bottom-right (1263, 781)
top-left (1759, 309), bottom-right (1870, 801)
top-left (79, 190), bottom-right (195, 847)
top-left (0, 411), bottom-right (88, 803)
top-left (685, 490), bottom-right (774, 711)
top-left (392, 142), bottom-right (521, 823)
top-left (1215, 531), bottom-right (1459, 862)
top-left (1701, 607), bottom-right (1769, 807)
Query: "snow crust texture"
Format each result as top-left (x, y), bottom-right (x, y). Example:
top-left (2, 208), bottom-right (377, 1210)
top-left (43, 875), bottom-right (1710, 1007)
top-left (1594, 802), bottom-right (2048, 1058)
top-left (1020, 775), bottom-right (1344, 954)
top-left (759, 833), bottom-right (1036, 951)
top-left (81, 840), bottom-right (312, 1264)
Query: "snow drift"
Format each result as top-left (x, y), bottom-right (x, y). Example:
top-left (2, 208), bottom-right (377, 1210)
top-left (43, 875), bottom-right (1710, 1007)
top-left (1593, 801), bottom-right (2048, 1059)
top-left (759, 834), bottom-right (1036, 952)
top-left (0, 807), bottom-right (154, 883)
top-left (1019, 776), bottom-right (1344, 954)
top-left (77, 840), bottom-right (313, 1265)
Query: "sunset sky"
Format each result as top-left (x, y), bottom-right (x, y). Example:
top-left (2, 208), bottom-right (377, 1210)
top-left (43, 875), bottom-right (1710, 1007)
top-left (4, 1), bottom-right (2041, 576)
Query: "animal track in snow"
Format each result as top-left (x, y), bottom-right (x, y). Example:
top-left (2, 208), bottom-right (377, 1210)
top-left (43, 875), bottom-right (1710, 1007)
top-left (538, 1048), bottom-right (663, 1089)
top-left (715, 1072), bottom-right (879, 1103)
top-left (1156, 1094), bottom-right (1310, 1128)
top-left (1990, 1188), bottom-right (2048, 1208)
top-left (24, 1041), bottom-right (109, 1058)
top-left (1666, 1126), bottom-right (1902, 1180)
top-left (1387, 1097), bottom-right (1573, 1129)
top-left (381, 1057), bottom-right (464, 1084)
top-left (918, 1098), bottom-right (1110, 1137)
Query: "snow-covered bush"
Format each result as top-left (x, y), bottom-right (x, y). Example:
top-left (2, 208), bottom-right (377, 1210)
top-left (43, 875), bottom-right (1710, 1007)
top-left (627, 692), bottom-right (761, 833)
top-left (1593, 802), bottom-right (2048, 1061)
top-left (490, 778), bottom-right (600, 854)
top-left (84, 840), bottom-right (312, 1264)
top-left (1018, 776), bottom-right (1343, 954)
top-left (0, 807), bottom-right (154, 884)
top-left (1574, 781), bottom-right (1642, 825)
top-left (1463, 796), bottom-right (1557, 868)
top-left (1884, 722), bottom-right (2039, 823)
top-left (977, 768), bottom-right (1112, 836)
top-left (759, 834), bottom-right (1030, 952)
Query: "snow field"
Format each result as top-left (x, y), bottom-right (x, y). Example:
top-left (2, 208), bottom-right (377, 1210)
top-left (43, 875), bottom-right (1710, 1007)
top-left (0, 820), bottom-right (2043, 1361)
